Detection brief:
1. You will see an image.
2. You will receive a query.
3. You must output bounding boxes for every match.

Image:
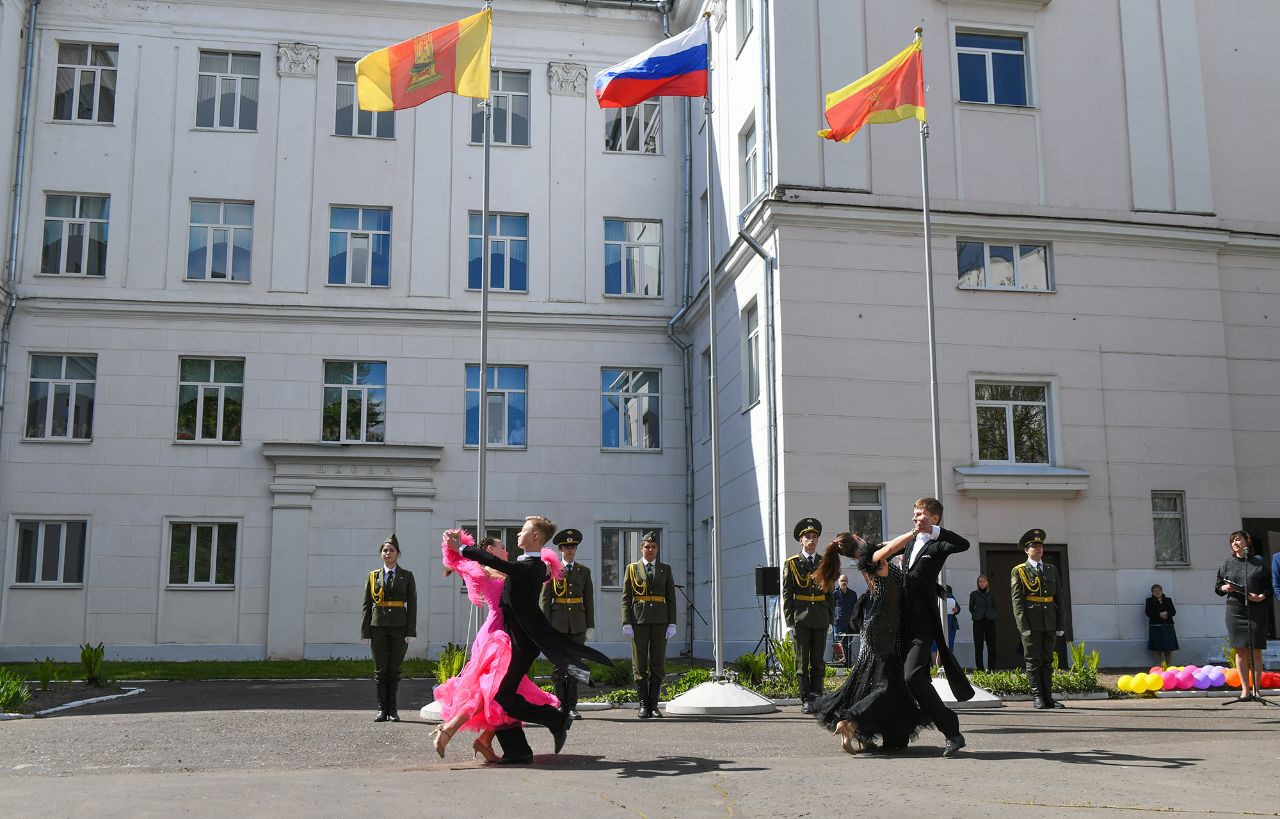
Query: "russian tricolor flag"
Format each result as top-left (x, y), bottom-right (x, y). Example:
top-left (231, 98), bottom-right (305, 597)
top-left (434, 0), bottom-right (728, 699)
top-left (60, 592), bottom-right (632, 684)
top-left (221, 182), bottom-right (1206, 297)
top-left (594, 23), bottom-right (709, 108)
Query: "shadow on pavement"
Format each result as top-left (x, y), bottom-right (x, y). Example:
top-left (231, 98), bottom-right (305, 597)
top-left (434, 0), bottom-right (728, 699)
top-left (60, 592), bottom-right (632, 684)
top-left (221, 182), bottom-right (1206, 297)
top-left (518, 755), bottom-right (768, 778)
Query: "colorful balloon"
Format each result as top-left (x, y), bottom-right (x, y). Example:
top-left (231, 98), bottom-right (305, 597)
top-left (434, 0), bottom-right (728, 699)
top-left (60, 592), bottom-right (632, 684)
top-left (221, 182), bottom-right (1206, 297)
top-left (1117, 675), bottom-right (1134, 693)
top-left (1130, 675), bottom-right (1148, 693)
top-left (1149, 666), bottom-right (1163, 675)
top-left (1175, 670), bottom-right (1195, 690)
top-left (1193, 672), bottom-right (1211, 690)
top-left (1147, 673), bottom-right (1165, 691)
top-left (1225, 668), bottom-right (1242, 688)
top-left (1209, 668), bottom-right (1226, 687)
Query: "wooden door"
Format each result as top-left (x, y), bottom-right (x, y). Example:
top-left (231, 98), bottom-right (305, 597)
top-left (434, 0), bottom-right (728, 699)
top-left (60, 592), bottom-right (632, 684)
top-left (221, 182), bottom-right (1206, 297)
top-left (979, 544), bottom-right (1073, 670)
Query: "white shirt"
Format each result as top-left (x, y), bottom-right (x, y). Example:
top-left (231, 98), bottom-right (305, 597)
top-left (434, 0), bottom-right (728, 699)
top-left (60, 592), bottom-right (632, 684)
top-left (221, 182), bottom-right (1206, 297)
top-left (907, 525), bottom-right (942, 568)
top-left (517, 552), bottom-right (539, 562)
top-left (382, 566), bottom-right (396, 583)
top-left (1026, 560), bottom-right (1042, 572)
top-left (564, 563), bottom-right (575, 572)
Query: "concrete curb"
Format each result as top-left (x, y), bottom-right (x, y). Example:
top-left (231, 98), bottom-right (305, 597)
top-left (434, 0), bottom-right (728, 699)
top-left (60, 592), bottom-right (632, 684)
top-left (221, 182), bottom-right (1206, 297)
top-left (0, 687), bottom-right (144, 720)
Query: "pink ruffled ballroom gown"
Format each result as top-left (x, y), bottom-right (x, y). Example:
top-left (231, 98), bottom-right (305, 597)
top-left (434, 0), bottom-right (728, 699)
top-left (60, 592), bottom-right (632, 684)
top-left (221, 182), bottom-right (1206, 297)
top-left (433, 534), bottom-right (562, 732)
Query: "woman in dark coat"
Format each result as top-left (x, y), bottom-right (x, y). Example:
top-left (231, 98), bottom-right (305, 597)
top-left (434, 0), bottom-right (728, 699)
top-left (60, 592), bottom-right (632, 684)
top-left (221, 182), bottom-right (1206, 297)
top-left (1144, 584), bottom-right (1178, 666)
top-left (968, 575), bottom-right (998, 671)
top-left (1215, 531), bottom-right (1270, 702)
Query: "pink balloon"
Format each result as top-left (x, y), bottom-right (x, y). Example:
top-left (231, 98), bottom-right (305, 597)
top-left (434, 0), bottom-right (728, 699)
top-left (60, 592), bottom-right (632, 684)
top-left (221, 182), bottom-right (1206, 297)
top-left (1161, 670), bottom-right (1178, 688)
top-left (1175, 670), bottom-right (1195, 689)
top-left (1185, 665), bottom-right (1199, 673)
top-left (1149, 666), bottom-right (1163, 675)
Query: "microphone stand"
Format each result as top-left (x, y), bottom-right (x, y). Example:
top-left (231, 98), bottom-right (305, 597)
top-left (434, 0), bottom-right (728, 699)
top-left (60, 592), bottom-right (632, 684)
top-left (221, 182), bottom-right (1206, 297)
top-left (673, 583), bottom-right (710, 627)
top-left (1221, 567), bottom-right (1274, 707)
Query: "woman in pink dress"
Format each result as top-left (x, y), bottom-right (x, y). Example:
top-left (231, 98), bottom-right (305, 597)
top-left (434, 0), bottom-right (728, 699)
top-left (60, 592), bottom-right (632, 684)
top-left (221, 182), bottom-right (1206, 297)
top-left (430, 530), bottom-right (562, 761)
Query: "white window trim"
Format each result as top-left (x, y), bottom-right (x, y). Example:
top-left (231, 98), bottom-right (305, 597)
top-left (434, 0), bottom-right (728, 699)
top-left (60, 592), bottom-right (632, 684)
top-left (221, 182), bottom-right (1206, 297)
top-left (950, 22), bottom-right (1037, 109)
top-left (466, 211), bottom-right (530, 293)
top-left (9, 516), bottom-right (90, 587)
top-left (735, 0), bottom-right (755, 55)
top-left (52, 42), bottom-right (118, 125)
top-left (24, 353), bottom-right (97, 442)
top-left (39, 192), bottom-right (109, 277)
top-left (956, 239), bottom-right (1054, 292)
top-left (194, 50), bottom-right (261, 131)
top-left (740, 299), bottom-right (760, 411)
top-left (186, 200), bottom-right (253, 283)
top-left (321, 360), bottom-right (387, 444)
top-left (470, 69), bottom-right (531, 147)
top-left (599, 525), bottom-right (663, 589)
top-left (464, 364), bottom-right (528, 449)
top-left (1152, 491), bottom-right (1190, 567)
top-left (603, 101), bottom-right (662, 155)
top-left (740, 117), bottom-right (759, 208)
top-left (967, 373), bottom-right (1060, 467)
top-left (847, 484), bottom-right (887, 546)
top-left (334, 58), bottom-right (395, 139)
top-left (163, 518), bottom-right (241, 589)
top-left (175, 357), bottom-right (244, 445)
top-left (327, 206), bottom-right (391, 287)
top-left (700, 347), bottom-right (712, 443)
top-left (601, 367), bottom-right (662, 452)
top-left (603, 218), bottom-right (662, 299)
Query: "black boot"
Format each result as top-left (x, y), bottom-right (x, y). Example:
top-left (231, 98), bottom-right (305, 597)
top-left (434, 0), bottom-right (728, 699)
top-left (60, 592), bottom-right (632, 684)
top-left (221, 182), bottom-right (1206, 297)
top-left (648, 677), bottom-right (664, 718)
top-left (1027, 665), bottom-right (1046, 708)
top-left (798, 676), bottom-right (813, 713)
top-left (1042, 666), bottom-right (1064, 708)
top-left (387, 679), bottom-right (401, 721)
top-left (374, 679), bottom-right (389, 722)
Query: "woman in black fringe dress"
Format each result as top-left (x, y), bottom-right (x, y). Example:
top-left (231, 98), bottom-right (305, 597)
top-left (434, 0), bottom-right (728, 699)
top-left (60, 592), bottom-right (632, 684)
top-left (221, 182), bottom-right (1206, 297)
top-left (812, 531), bottom-right (931, 753)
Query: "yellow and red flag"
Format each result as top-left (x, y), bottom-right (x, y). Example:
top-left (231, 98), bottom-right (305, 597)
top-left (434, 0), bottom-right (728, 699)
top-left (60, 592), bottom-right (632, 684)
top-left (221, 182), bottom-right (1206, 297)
top-left (818, 39), bottom-right (924, 142)
top-left (356, 8), bottom-right (492, 112)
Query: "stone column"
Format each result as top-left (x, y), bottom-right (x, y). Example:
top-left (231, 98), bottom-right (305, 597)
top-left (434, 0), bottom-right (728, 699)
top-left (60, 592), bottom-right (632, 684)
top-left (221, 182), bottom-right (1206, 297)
top-left (266, 483), bottom-right (315, 658)
top-left (271, 43), bottom-right (319, 293)
top-left (392, 486), bottom-right (435, 656)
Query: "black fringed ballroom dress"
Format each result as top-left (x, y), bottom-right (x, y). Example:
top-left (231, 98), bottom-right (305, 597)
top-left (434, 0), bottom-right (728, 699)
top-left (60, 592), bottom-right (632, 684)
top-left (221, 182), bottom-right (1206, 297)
top-left (812, 563), bottom-right (930, 747)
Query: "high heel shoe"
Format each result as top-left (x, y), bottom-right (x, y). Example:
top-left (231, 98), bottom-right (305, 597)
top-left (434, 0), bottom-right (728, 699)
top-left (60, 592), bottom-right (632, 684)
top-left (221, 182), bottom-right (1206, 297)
top-left (472, 736), bottom-right (499, 763)
top-left (431, 725), bottom-right (454, 758)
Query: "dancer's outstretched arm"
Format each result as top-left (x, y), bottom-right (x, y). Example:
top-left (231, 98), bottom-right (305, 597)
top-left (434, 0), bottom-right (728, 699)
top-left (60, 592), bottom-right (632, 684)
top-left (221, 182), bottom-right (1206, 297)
top-left (874, 530), bottom-right (915, 565)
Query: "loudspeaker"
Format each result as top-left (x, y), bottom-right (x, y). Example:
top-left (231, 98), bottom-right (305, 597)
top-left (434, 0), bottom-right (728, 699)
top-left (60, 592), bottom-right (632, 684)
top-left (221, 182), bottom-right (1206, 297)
top-left (755, 566), bottom-right (780, 596)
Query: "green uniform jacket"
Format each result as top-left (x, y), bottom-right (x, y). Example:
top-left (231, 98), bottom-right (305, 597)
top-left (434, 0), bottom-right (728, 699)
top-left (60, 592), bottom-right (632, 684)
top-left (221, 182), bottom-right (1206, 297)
top-left (539, 562), bottom-right (595, 633)
top-left (782, 553), bottom-right (834, 629)
top-left (621, 560), bottom-right (677, 626)
top-left (1010, 560), bottom-right (1063, 634)
top-left (361, 566), bottom-right (417, 638)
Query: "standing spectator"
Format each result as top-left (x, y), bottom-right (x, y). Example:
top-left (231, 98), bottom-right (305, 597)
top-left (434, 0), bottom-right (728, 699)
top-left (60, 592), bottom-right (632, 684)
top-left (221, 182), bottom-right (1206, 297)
top-left (360, 534), bottom-right (416, 723)
top-left (1215, 530), bottom-right (1270, 702)
top-left (933, 585), bottom-right (961, 666)
top-left (832, 574), bottom-right (859, 667)
top-left (969, 575), bottom-right (998, 671)
top-left (1144, 584), bottom-right (1178, 666)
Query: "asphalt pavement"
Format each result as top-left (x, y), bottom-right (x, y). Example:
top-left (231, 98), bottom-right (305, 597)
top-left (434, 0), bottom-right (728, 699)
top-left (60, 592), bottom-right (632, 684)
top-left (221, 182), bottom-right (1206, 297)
top-left (2, 680), bottom-right (1278, 818)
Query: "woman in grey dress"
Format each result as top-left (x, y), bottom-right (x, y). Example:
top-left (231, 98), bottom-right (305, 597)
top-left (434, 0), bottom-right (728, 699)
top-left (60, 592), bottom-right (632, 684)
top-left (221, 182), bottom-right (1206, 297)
top-left (1215, 530), bottom-right (1270, 702)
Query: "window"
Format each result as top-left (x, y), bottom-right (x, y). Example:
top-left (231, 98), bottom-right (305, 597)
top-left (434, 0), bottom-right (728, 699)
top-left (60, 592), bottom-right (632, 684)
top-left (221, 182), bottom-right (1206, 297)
top-left (955, 31), bottom-right (1028, 106)
top-left (322, 361), bottom-right (386, 443)
top-left (1152, 492), bottom-right (1188, 565)
top-left (25, 354), bottom-right (95, 440)
top-left (601, 368), bottom-right (660, 449)
top-left (187, 201), bottom-right (253, 281)
top-left (468, 212), bottom-right (528, 292)
top-left (848, 486), bottom-right (885, 546)
top-left (736, 0), bottom-right (755, 50)
top-left (465, 364), bottom-right (527, 447)
top-left (974, 381), bottom-right (1049, 465)
top-left (604, 219), bottom-right (661, 297)
top-left (53, 43), bottom-right (117, 123)
top-left (177, 358), bottom-right (244, 443)
top-left (741, 120), bottom-right (759, 203)
top-left (335, 58), bottom-right (394, 138)
top-left (168, 522), bottom-right (237, 586)
top-left (957, 241), bottom-right (1050, 291)
top-left (15, 520), bottom-right (87, 584)
top-left (41, 193), bottom-right (109, 276)
top-left (196, 50), bottom-right (259, 130)
top-left (461, 524), bottom-right (524, 561)
top-left (328, 206), bottom-right (391, 286)
top-left (701, 348), bottom-right (712, 440)
top-left (604, 102), bottom-right (661, 154)
top-left (601, 527), bottom-right (660, 587)
top-left (471, 69), bottom-right (530, 146)
top-left (742, 302), bottom-right (760, 406)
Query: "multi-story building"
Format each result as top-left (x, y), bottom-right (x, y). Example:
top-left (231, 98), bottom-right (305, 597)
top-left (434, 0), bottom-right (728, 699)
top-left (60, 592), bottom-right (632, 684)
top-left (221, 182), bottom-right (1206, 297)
top-left (1, 0), bottom-right (1277, 668)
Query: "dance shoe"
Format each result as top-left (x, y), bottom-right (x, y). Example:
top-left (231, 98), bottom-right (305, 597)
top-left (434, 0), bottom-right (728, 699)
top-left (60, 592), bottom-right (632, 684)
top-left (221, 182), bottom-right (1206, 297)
top-left (497, 754), bottom-right (533, 765)
top-left (472, 737), bottom-right (500, 763)
top-left (941, 735), bottom-right (966, 757)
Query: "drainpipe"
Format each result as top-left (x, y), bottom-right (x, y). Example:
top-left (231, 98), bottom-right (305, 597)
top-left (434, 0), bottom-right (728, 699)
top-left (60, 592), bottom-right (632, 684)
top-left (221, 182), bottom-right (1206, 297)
top-left (758, 0), bottom-right (773, 197)
top-left (0, 0), bottom-right (41, 436)
top-left (739, 230), bottom-right (780, 619)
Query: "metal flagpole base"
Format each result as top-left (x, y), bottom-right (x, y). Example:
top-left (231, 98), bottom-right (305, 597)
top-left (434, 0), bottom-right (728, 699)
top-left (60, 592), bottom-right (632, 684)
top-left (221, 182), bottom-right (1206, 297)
top-left (663, 679), bottom-right (776, 716)
top-left (932, 677), bottom-right (1004, 709)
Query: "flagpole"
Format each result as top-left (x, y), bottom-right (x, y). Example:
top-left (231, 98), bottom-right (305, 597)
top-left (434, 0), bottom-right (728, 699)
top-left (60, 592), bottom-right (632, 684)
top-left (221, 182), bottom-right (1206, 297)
top-left (476, 40), bottom-right (493, 539)
top-left (915, 26), bottom-right (942, 502)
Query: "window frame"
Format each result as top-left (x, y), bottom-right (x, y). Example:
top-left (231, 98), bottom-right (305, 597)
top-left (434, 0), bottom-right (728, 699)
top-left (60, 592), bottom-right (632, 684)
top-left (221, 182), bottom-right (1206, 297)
top-left (176, 357), bottom-right (245, 444)
top-left (953, 27), bottom-right (1033, 107)
top-left (604, 101), bottom-right (662, 154)
top-left (956, 239), bottom-right (1052, 292)
top-left (467, 211), bottom-right (529, 293)
top-left (12, 518), bottom-right (89, 587)
top-left (327, 205), bottom-right (391, 287)
top-left (194, 49), bottom-right (261, 131)
top-left (166, 519), bottom-right (240, 588)
top-left (847, 485), bottom-right (886, 547)
top-left (741, 300), bottom-right (760, 409)
top-left (970, 376), bottom-right (1055, 466)
top-left (24, 353), bottom-right (96, 441)
top-left (40, 192), bottom-right (110, 277)
top-left (321, 360), bottom-right (387, 444)
top-left (335, 58), bottom-right (395, 139)
top-left (600, 367), bottom-right (662, 451)
top-left (735, 0), bottom-right (755, 53)
top-left (461, 524), bottom-right (525, 562)
top-left (1151, 491), bottom-right (1189, 566)
top-left (464, 363), bottom-right (528, 449)
top-left (600, 526), bottom-right (662, 589)
top-left (603, 218), bottom-right (662, 298)
top-left (700, 347), bottom-right (712, 442)
top-left (470, 69), bottom-right (531, 147)
top-left (186, 200), bottom-right (253, 282)
top-left (52, 42), bottom-right (118, 124)
top-left (740, 119), bottom-right (759, 205)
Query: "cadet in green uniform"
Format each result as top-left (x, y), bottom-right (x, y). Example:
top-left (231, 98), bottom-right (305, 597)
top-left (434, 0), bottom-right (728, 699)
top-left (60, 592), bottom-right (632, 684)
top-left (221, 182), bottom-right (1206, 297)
top-left (621, 532), bottom-right (677, 720)
top-left (1011, 528), bottom-right (1065, 709)
top-left (539, 528), bottom-right (595, 720)
top-left (784, 518), bottom-right (835, 712)
top-left (360, 534), bottom-right (417, 722)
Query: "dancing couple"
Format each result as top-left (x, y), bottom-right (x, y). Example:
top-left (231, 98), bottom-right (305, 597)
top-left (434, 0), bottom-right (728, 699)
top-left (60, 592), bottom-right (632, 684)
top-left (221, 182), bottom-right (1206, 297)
top-left (811, 497), bottom-right (974, 757)
top-left (434, 517), bottom-right (610, 764)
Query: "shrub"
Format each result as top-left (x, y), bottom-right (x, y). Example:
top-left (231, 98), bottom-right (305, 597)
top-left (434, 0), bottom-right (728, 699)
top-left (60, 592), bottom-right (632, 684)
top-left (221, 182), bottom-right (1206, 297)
top-left (35, 657), bottom-right (57, 691)
top-left (80, 642), bottom-right (106, 688)
top-left (589, 659), bottom-right (631, 687)
top-left (601, 687), bottom-right (639, 704)
top-left (433, 642), bottom-right (468, 683)
top-left (775, 635), bottom-right (797, 680)
top-left (734, 652), bottom-right (766, 687)
top-left (661, 668), bottom-right (712, 700)
top-left (0, 667), bottom-right (30, 712)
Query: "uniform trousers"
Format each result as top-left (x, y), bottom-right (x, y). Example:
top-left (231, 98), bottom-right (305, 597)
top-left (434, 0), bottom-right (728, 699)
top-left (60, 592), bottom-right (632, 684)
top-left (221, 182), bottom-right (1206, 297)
top-left (630, 623), bottom-right (668, 702)
top-left (1021, 629), bottom-right (1056, 696)
top-left (369, 626), bottom-right (408, 686)
top-left (793, 624), bottom-right (827, 701)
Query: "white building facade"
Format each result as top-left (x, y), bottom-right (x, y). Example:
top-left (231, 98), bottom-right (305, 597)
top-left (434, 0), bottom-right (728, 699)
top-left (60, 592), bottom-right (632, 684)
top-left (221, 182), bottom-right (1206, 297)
top-left (1, 0), bottom-right (1277, 668)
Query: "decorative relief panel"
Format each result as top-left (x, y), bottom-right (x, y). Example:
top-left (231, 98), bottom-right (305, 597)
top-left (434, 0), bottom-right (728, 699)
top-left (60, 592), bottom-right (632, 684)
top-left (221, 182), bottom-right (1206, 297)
top-left (277, 43), bottom-right (319, 77)
top-left (548, 62), bottom-right (587, 97)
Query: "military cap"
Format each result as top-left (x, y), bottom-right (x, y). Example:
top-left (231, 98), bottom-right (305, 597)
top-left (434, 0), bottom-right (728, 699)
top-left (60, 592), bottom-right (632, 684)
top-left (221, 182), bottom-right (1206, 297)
top-left (382, 533), bottom-right (400, 551)
top-left (641, 531), bottom-right (659, 544)
top-left (793, 517), bottom-right (822, 541)
top-left (1019, 528), bottom-right (1046, 550)
top-left (552, 528), bottom-right (583, 549)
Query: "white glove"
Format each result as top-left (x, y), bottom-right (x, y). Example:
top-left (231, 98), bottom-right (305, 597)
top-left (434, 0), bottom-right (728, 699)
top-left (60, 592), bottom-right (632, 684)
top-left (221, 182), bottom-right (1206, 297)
top-left (665, 624), bottom-right (677, 640)
top-left (586, 628), bottom-right (595, 640)
top-left (1055, 631), bottom-right (1064, 637)
top-left (784, 625), bottom-right (794, 636)
top-left (1021, 630), bottom-right (1031, 637)
top-left (361, 638), bottom-right (370, 644)
top-left (405, 636), bottom-right (416, 643)
top-left (622, 624), bottom-right (634, 638)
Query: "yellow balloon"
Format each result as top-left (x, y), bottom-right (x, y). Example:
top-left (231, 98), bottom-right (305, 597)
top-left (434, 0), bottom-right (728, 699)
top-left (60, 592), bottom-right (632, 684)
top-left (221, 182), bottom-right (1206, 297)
top-left (1117, 675), bottom-right (1133, 693)
top-left (1146, 673), bottom-right (1165, 691)
top-left (1130, 675), bottom-right (1147, 693)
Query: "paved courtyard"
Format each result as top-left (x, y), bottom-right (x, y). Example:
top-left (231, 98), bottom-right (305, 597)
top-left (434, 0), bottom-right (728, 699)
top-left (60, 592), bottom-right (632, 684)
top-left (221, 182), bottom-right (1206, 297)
top-left (2, 680), bottom-right (1278, 818)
